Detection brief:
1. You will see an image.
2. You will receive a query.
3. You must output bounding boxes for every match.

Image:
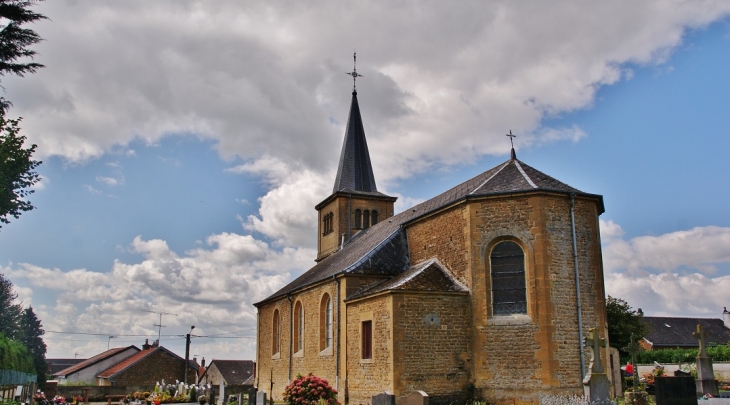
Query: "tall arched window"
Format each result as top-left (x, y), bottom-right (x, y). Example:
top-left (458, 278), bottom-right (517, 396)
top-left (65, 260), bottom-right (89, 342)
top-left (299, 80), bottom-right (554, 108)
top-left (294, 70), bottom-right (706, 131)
top-left (371, 210), bottom-right (378, 225)
top-left (363, 210), bottom-right (370, 228)
top-left (320, 294), bottom-right (332, 351)
top-left (490, 241), bottom-right (527, 315)
top-left (272, 309), bottom-right (281, 355)
top-left (354, 209), bottom-right (362, 229)
top-left (293, 301), bottom-right (304, 353)
top-left (322, 212), bottom-right (334, 235)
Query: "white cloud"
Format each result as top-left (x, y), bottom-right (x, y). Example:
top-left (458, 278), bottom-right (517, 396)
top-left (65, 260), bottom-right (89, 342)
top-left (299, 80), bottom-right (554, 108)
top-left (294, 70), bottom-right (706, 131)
top-left (6, 232), bottom-right (313, 358)
top-left (96, 176), bottom-right (118, 186)
top-left (601, 220), bottom-right (730, 316)
top-left (83, 184), bottom-right (101, 194)
top-left (601, 220), bottom-right (730, 275)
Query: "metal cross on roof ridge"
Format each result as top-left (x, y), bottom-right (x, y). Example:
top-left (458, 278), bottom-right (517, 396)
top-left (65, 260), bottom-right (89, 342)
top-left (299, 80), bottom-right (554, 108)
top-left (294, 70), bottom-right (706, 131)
top-left (506, 130), bottom-right (516, 148)
top-left (346, 51), bottom-right (363, 92)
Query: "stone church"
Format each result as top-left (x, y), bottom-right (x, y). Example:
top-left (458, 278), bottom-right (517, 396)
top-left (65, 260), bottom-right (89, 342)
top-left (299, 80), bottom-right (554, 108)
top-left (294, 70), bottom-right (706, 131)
top-left (254, 83), bottom-right (609, 404)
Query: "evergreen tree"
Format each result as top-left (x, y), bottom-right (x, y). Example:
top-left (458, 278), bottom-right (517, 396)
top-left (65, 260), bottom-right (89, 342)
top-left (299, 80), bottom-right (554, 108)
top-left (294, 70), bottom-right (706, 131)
top-left (19, 306), bottom-right (47, 387)
top-left (606, 295), bottom-right (650, 356)
top-left (0, 272), bottom-right (22, 338)
top-left (0, 0), bottom-right (48, 112)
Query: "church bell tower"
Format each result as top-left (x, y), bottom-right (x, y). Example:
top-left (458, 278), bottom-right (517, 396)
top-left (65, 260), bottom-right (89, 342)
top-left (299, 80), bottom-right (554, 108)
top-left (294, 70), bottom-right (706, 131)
top-left (315, 55), bottom-right (397, 261)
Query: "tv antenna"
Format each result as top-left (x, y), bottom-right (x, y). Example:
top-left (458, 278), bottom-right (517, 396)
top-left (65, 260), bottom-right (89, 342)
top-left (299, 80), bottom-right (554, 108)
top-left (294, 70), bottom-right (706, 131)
top-left (142, 309), bottom-right (178, 343)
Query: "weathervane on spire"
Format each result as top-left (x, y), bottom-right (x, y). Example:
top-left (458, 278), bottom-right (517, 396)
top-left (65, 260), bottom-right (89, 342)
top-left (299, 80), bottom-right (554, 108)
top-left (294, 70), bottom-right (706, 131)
top-left (346, 51), bottom-right (363, 92)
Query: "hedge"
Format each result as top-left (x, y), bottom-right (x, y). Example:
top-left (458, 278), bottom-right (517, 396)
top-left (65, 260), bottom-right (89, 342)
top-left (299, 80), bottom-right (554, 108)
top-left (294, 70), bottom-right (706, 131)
top-left (635, 342), bottom-right (730, 364)
top-left (0, 334), bottom-right (35, 374)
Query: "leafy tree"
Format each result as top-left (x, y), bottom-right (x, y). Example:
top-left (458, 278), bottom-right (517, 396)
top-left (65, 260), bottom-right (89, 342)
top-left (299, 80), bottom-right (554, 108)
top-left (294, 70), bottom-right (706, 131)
top-left (0, 0), bottom-right (48, 112)
top-left (0, 116), bottom-right (40, 228)
top-left (19, 306), bottom-right (46, 386)
top-left (606, 295), bottom-right (650, 356)
top-left (0, 272), bottom-right (22, 338)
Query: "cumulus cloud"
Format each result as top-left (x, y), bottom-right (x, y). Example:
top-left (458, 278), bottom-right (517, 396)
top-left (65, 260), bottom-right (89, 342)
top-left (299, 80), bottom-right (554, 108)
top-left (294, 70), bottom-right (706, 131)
top-left (600, 220), bottom-right (730, 316)
top-left (601, 220), bottom-right (730, 275)
top-left (6, 232), bottom-right (313, 358)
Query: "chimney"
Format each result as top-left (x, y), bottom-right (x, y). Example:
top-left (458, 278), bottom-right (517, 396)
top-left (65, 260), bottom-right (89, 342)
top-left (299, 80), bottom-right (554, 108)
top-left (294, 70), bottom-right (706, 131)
top-left (723, 307), bottom-right (730, 329)
top-left (637, 308), bottom-right (643, 316)
top-left (143, 339), bottom-right (151, 350)
top-left (201, 357), bottom-right (206, 368)
top-left (153, 339), bottom-right (159, 348)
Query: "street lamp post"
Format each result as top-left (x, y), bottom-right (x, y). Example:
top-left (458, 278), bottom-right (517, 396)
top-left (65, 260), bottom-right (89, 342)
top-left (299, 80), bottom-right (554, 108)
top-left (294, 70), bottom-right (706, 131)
top-left (185, 326), bottom-right (195, 383)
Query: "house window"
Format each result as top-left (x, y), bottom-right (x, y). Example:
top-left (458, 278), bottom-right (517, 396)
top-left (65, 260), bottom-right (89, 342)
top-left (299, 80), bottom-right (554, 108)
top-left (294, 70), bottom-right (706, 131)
top-left (371, 210), bottom-right (378, 225)
top-left (490, 241), bottom-right (527, 315)
top-left (272, 309), bottom-right (280, 355)
top-left (294, 301), bottom-right (304, 353)
top-left (363, 210), bottom-right (370, 228)
top-left (354, 209), bottom-right (362, 229)
top-left (320, 294), bottom-right (332, 351)
top-left (361, 320), bottom-right (372, 360)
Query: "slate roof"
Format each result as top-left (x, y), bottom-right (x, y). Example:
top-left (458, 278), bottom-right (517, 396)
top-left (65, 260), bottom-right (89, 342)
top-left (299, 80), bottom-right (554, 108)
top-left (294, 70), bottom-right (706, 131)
top-left (207, 360), bottom-right (255, 385)
top-left (642, 316), bottom-right (730, 347)
top-left (347, 258), bottom-right (469, 300)
top-left (333, 91), bottom-right (378, 193)
top-left (256, 153), bottom-right (602, 306)
top-left (54, 346), bottom-right (139, 377)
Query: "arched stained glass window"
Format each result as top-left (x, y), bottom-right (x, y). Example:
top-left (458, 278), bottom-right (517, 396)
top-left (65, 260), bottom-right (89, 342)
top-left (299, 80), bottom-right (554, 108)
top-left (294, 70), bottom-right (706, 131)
top-left (371, 210), bottom-right (378, 225)
top-left (294, 301), bottom-right (304, 353)
top-left (272, 309), bottom-right (280, 355)
top-left (490, 241), bottom-right (526, 315)
top-left (354, 209), bottom-right (362, 229)
top-left (320, 294), bottom-right (332, 351)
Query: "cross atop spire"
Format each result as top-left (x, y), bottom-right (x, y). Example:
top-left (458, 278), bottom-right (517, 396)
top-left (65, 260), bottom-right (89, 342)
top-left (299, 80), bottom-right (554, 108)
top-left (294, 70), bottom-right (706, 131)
top-left (507, 130), bottom-right (517, 160)
top-left (346, 51), bottom-right (363, 93)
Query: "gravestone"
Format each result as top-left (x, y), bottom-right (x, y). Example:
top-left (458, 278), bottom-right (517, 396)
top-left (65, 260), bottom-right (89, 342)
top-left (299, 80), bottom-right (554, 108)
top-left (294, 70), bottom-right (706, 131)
top-left (255, 391), bottom-right (266, 405)
top-left (582, 328), bottom-right (610, 402)
top-left (372, 391), bottom-right (396, 405)
top-left (247, 388), bottom-right (257, 405)
top-left (655, 377), bottom-right (696, 405)
top-left (397, 391), bottom-right (428, 405)
top-left (693, 324), bottom-right (719, 396)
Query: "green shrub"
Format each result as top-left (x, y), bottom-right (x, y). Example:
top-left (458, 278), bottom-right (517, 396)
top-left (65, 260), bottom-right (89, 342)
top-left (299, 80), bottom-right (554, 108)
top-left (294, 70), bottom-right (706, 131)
top-left (635, 342), bottom-right (730, 364)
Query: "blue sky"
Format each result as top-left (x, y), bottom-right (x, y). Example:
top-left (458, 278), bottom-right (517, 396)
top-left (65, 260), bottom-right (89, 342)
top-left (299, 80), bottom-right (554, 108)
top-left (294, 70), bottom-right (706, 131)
top-left (1, 1), bottom-right (730, 361)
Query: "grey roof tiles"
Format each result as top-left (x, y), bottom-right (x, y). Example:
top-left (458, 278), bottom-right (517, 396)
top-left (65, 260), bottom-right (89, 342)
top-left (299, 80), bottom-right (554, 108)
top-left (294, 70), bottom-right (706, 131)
top-left (333, 91), bottom-right (378, 193)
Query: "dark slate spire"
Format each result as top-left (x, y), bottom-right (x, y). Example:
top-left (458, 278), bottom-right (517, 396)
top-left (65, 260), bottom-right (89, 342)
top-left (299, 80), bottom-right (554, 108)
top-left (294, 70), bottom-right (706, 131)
top-left (333, 90), bottom-right (378, 193)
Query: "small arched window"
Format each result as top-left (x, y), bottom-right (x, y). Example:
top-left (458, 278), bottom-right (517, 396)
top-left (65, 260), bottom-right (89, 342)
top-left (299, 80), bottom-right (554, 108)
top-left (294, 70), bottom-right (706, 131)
top-left (272, 309), bottom-right (281, 355)
top-left (320, 294), bottom-right (332, 351)
top-left (294, 301), bottom-right (304, 353)
top-left (363, 210), bottom-right (370, 228)
top-left (371, 210), bottom-right (378, 225)
top-left (354, 209), bottom-right (362, 229)
top-left (490, 241), bottom-right (526, 315)
top-left (322, 212), bottom-right (334, 235)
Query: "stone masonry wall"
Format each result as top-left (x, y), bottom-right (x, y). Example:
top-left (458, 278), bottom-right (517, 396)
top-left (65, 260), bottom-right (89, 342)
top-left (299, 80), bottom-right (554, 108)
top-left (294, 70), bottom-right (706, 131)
top-left (392, 293), bottom-right (471, 405)
top-left (468, 194), bottom-right (606, 404)
top-left (407, 205), bottom-right (471, 288)
top-left (256, 281), bottom-right (339, 402)
top-left (345, 295), bottom-right (392, 405)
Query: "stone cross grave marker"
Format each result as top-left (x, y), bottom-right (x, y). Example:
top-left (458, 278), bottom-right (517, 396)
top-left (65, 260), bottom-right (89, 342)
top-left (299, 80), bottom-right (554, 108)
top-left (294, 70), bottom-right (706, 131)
top-left (693, 324), bottom-right (718, 396)
top-left (583, 327), bottom-right (610, 402)
top-left (585, 327), bottom-right (606, 373)
top-left (623, 334), bottom-right (642, 391)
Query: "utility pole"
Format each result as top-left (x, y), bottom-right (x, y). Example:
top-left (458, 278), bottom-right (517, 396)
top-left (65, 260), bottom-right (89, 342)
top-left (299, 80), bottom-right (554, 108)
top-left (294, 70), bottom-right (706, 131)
top-left (185, 326), bottom-right (195, 383)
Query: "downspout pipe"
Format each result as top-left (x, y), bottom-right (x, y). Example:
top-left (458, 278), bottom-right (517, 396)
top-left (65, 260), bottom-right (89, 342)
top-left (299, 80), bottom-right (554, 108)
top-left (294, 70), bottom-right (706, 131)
top-left (287, 293), bottom-right (294, 382)
top-left (333, 274), bottom-right (341, 390)
top-left (570, 193), bottom-right (586, 379)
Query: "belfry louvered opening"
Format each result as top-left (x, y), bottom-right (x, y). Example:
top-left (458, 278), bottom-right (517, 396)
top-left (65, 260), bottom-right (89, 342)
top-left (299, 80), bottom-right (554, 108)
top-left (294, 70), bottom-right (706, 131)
top-left (490, 241), bottom-right (527, 315)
